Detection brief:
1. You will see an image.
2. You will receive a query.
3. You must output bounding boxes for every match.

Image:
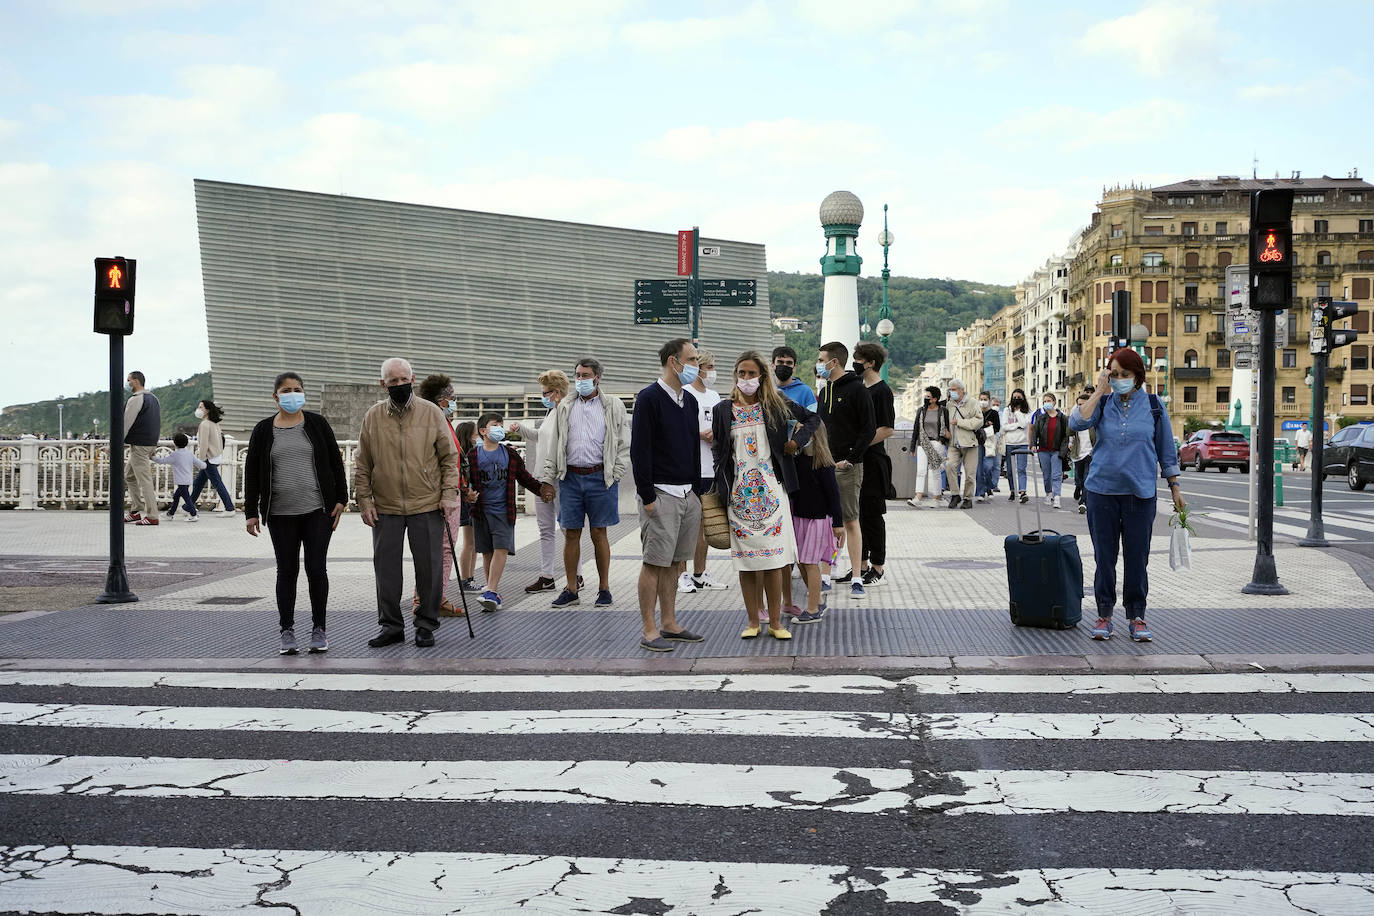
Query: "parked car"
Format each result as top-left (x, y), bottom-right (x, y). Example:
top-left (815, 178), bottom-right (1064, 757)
top-left (1320, 423), bottom-right (1374, 491)
top-left (1179, 429), bottom-right (1251, 473)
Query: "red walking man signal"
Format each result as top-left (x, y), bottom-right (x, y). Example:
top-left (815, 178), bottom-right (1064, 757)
top-left (1259, 230), bottom-right (1285, 263)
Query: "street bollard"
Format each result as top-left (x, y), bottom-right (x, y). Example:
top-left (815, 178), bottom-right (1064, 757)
top-left (1274, 458), bottom-right (1283, 507)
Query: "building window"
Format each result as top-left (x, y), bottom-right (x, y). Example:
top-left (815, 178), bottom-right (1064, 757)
top-left (1155, 314), bottom-right (1168, 336)
top-left (1351, 345), bottom-right (1369, 371)
top-left (1142, 251), bottom-right (1164, 267)
top-left (1168, 196), bottom-right (1194, 206)
top-left (1182, 222), bottom-right (1198, 236)
top-left (1353, 193), bottom-right (1366, 203)
top-left (1184, 314), bottom-right (1199, 334)
top-left (1360, 250), bottom-right (1374, 263)
top-left (1361, 219), bottom-right (1374, 233)
top-left (1111, 223), bottom-right (1124, 238)
top-left (1184, 284), bottom-right (1198, 304)
top-left (1313, 219), bottom-right (1329, 233)
top-left (1282, 386), bottom-right (1296, 404)
top-left (1183, 349), bottom-right (1199, 367)
top-left (1354, 278), bottom-right (1371, 300)
top-left (1218, 251), bottom-right (1232, 267)
top-left (1215, 221), bottom-right (1228, 235)
top-left (1317, 250), bottom-right (1333, 265)
top-left (1287, 311), bottom-right (1298, 338)
top-left (1317, 282), bottom-right (1331, 298)
top-left (1145, 225), bottom-right (1164, 235)
top-left (1298, 194), bottom-right (1326, 204)
top-left (1217, 348), bottom-right (1231, 368)
top-left (1216, 385), bottom-right (1230, 404)
top-left (1110, 254), bottom-right (1123, 267)
top-left (1184, 387), bottom-right (1198, 403)
top-left (1216, 313), bottom-right (1225, 333)
top-left (1282, 349), bottom-right (1297, 368)
top-left (1184, 251), bottom-right (1200, 267)
top-left (1139, 280), bottom-right (1153, 303)
top-left (1353, 385), bottom-right (1370, 406)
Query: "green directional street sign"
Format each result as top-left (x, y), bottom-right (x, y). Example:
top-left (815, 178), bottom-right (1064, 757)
top-left (634, 278), bottom-right (689, 325)
top-left (700, 278), bottom-right (758, 307)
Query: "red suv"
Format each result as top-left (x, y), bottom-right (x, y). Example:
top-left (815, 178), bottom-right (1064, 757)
top-left (1179, 430), bottom-right (1251, 473)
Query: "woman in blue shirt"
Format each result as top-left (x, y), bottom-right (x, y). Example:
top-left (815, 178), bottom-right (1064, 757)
top-left (1069, 348), bottom-right (1186, 643)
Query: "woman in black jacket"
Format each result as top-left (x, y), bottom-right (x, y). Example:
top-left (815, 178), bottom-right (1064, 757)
top-left (711, 350), bottom-right (821, 640)
top-left (243, 371), bottom-right (349, 655)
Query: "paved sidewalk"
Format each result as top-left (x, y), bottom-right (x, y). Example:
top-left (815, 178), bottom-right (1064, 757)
top-left (1, 499), bottom-right (1371, 672)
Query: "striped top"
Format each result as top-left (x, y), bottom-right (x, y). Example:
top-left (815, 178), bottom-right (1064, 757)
top-left (270, 423), bottom-right (323, 516)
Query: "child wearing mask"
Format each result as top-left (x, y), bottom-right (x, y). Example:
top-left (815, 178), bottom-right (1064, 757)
top-left (789, 425), bottom-right (843, 623)
top-left (453, 421), bottom-right (480, 591)
top-left (467, 412), bottom-right (547, 611)
top-left (156, 432), bottom-right (207, 522)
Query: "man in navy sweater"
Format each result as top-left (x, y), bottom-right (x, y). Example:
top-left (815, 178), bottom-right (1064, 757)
top-left (631, 338), bottom-right (707, 652)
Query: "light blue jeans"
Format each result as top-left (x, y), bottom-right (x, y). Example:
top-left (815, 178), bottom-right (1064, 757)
top-left (1037, 451), bottom-right (1063, 497)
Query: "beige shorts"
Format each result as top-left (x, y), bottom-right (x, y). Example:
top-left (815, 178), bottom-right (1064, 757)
top-left (835, 463), bottom-right (864, 523)
top-left (638, 490), bottom-right (701, 567)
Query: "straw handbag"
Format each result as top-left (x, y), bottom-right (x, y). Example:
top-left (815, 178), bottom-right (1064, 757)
top-left (699, 486), bottom-right (731, 550)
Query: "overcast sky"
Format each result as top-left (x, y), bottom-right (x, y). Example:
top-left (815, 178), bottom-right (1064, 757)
top-left (3, 0), bottom-right (1370, 408)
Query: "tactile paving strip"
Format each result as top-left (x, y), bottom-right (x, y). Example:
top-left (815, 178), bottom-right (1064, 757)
top-left (1, 604), bottom-right (1370, 660)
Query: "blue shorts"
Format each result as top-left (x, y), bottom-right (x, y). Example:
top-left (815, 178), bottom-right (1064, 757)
top-left (559, 472), bottom-right (619, 530)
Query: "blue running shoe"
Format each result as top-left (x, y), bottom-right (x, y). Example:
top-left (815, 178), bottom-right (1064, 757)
top-left (1091, 617), bottom-right (1114, 640)
top-left (594, 589), bottom-right (613, 607)
top-left (850, 581), bottom-right (866, 600)
top-left (793, 609), bottom-right (824, 624)
top-left (1129, 619), bottom-right (1153, 642)
top-left (479, 590), bottom-right (502, 612)
top-left (550, 588), bottom-right (580, 608)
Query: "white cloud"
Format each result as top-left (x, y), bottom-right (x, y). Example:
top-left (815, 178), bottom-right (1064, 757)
top-left (1079, 0), bottom-right (1221, 78)
top-left (638, 119), bottom-right (884, 170)
top-left (619, 3), bottom-right (773, 50)
top-left (1239, 66), bottom-right (1367, 102)
top-left (0, 119), bottom-right (19, 144)
top-left (990, 99), bottom-right (1182, 152)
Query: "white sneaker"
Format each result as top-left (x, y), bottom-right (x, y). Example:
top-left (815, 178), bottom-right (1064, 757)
top-left (677, 572), bottom-right (697, 594)
top-left (906, 497), bottom-right (922, 508)
top-left (1051, 496), bottom-right (1060, 509)
top-left (185, 514), bottom-right (199, 523)
top-left (1043, 495), bottom-right (1054, 507)
top-left (693, 572), bottom-right (730, 590)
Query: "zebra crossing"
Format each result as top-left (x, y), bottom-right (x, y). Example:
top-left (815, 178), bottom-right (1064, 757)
top-left (2, 669), bottom-right (1372, 914)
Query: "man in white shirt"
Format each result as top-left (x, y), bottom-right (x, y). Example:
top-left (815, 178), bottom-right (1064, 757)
top-left (1295, 422), bottom-right (1313, 471)
top-left (679, 350), bottom-right (730, 595)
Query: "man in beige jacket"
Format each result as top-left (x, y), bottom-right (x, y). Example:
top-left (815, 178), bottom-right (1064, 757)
top-left (944, 377), bottom-right (983, 510)
top-left (354, 357), bottom-right (460, 648)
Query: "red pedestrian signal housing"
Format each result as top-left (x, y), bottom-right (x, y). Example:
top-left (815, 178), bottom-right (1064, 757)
top-left (93, 256), bottom-right (136, 335)
top-left (1248, 190), bottom-right (1293, 312)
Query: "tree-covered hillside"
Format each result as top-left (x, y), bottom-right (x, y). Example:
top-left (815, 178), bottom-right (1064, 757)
top-left (767, 271), bottom-right (1015, 387)
top-left (0, 372), bottom-right (214, 438)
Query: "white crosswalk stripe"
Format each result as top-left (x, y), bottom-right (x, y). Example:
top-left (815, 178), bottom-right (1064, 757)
top-left (1, 669), bottom-right (1371, 914)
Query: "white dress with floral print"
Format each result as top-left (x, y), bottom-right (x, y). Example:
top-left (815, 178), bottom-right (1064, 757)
top-left (727, 402), bottom-right (797, 570)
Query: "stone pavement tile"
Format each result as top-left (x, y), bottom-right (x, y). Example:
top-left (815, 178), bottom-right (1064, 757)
top-left (952, 654), bottom-right (1091, 671)
top-left (691, 656), bottom-right (797, 673)
top-left (793, 655), bottom-right (954, 671)
top-left (0, 657), bottom-right (271, 671)
top-left (1204, 653), bottom-right (1374, 672)
top-left (1085, 654), bottom-right (1212, 672)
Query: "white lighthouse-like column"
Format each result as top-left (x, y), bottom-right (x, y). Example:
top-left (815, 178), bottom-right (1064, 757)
top-left (818, 191), bottom-right (864, 353)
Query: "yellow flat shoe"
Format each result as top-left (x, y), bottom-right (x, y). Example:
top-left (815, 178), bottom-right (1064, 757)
top-left (740, 626), bottom-right (761, 639)
top-left (768, 626), bottom-right (792, 640)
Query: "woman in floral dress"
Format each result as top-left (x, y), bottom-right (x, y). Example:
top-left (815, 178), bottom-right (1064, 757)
top-left (711, 351), bottom-right (821, 640)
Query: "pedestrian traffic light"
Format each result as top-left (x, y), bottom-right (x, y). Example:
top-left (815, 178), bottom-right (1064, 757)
top-left (93, 256), bottom-right (135, 335)
top-left (1249, 189), bottom-right (1293, 311)
top-left (1111, 289), bottom-right (1131, 346)
top-left (1327, 300), bottom-right (1360, 351)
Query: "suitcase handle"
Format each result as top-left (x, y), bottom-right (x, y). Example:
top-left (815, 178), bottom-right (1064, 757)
top-left (1019, 528), bottom-right (1061, 544)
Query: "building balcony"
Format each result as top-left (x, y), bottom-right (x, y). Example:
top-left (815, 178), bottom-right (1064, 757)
top-left (1173, 297), bottom-right (1222, 310)
top-left (1069, 340), bottom-right (1083, 354)
top-left (1011, 368), bottom-right (1025, 379)
top-left (1174, 367), bottom-right (1212, 380)
top-left (1277, 404), bottom-right (1304, 415)
top-left (1012, 346), bottom-right (1026, 358)
top-left (1180, 403), bottom-right (1202, 412)
top-left (1069, 372), bottom-right (1085, 388)
top-left (1070, 307), bottom-right (1086, 323)
top-left (1205, 331), bottom-right (1225, 345)
top-left (1345, 261), bottom-right (1374, 272)
top-left (1326, 366), bottom-right (1346, 382)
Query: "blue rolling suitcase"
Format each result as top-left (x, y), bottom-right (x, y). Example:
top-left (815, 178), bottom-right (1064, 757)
top-left (1004, 490), bottom-right (1083, 629)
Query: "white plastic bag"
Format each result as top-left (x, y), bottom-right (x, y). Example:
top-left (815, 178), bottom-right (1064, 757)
top-left (1169, 524), bottom-right (1192, 572)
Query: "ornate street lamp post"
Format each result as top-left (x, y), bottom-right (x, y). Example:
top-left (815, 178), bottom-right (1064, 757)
top-left (876, 204), bottom-right (895, 382)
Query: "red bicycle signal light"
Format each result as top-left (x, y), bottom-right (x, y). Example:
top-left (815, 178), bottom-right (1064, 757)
top-left (1258, 229), bottom-right (1286, 263)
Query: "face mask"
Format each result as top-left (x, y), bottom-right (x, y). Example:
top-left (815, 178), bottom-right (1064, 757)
top-left (574, 378), bottom-right (596, 397)
top-left (949, 390), bottom-right (962, 403)
top-left (737, 377), bottom-right (761, 395)
top-left (1110, 378), bottom-right (1136, 395)
top-left (704, 369), bottom-right (717, 386)
top-left (774, 365), bottom-right (794, 383)
top-left (277, 392), bottom-right (305, 413)
top-left (852, 361), bottom-right (866, 375)
top-left (486, 426), bottom-right (505, 443)
top-left (194, 408), bottom-right (205, 419)
top-left (387, 383), bottom-right (412, 407)
top-left (443, 403), bottom-right (455, 416)
top-left (979, 400), bottom-right (989, 410)
top-left (677, 361), bottom-right (699, 386)
top-left (541, 395), bottom-right (555, 409)
top-left (1043, 401), bottom-right (1055, 411)
top-left (815, 361), bottom-right (831, 380)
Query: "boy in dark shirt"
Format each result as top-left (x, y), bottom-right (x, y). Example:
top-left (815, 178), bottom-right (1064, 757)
top-left (468, 412), bottom-right (545, 611)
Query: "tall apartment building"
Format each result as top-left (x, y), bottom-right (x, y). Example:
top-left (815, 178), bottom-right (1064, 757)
top-left (1066, 175), bottom-right (1374, 437)
top-left (1018, 253), bottom-right (1075, 406)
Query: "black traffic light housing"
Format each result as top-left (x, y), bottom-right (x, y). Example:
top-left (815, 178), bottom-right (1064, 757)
top-left (1111, 289), bottom-right (1131, 346)
top-left (1327, 300), bottom-right (1360, 351)
top-left (1249, 189), bottom-right (1293, 312)
top-left (93, 257), bottom-right (136, 335)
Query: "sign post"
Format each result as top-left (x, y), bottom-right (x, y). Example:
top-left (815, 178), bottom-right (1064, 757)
top-left (93, 256), bottom-right (137, 604)
top-left (1301, 298), bottom-right (1331, 547)
top-left (689, 227), bottom-right (701, 345)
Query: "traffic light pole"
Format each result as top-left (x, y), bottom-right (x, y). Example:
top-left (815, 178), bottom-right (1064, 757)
top-left (690, 226), bottom-right (701, 347)
top-left (1242, 308), bottom-right (1288, 595)
top-left (1300, 351), bottom-right (1329, 547)
top-left (97, 332), bottom-right (136, 604)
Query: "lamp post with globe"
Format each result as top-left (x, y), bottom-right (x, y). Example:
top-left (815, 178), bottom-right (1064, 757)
top-left (876, 204), bottom-right (895, 382)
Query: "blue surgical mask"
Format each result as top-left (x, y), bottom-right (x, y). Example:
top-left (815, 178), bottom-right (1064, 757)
top-left (574, 378), bottom-right (596, 397)
top-left (815, 361), bottom-right (831, 380)
top-left (541, 395), bottom-right (555, 409)
top-left (277, 392), bottom-right (305, 413)
top-left (443, 402), bottom-right (455, 416)
top-left (486, 426), bottom-right (505, 443)
top-left (677, 362), bottom-right (699, 385)
top-left (1110, 378), bottom-right (1135, 395)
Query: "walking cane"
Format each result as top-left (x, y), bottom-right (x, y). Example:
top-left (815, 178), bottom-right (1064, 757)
top-left (443, 514), bottom-right (476, 639)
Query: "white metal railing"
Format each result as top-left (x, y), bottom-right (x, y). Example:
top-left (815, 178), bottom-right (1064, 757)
top-left (0, 437), bottom-right (527, 512)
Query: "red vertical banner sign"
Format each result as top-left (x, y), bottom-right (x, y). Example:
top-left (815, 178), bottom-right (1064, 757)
top-left (677, 229), bottom-right (694, 276)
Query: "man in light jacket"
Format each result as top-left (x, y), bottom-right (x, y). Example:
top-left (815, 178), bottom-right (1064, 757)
top-left (943, 378), bottom-right (983, 510)
top-left (513, 369), bottom-right (582, 594)
top-left (123, 370), bottom-right (161, 525)
top-left (354, 357), bottom-right (460, 649)
top-left (538, 357), bottom-right (630, 609)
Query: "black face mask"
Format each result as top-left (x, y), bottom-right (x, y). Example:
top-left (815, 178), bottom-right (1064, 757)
top-left (387, 383), bottom-right (412, 406)
top-left (774, 365), bottom-right (794, 383)
top-left (852, 361), bottom-right (866, 375)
